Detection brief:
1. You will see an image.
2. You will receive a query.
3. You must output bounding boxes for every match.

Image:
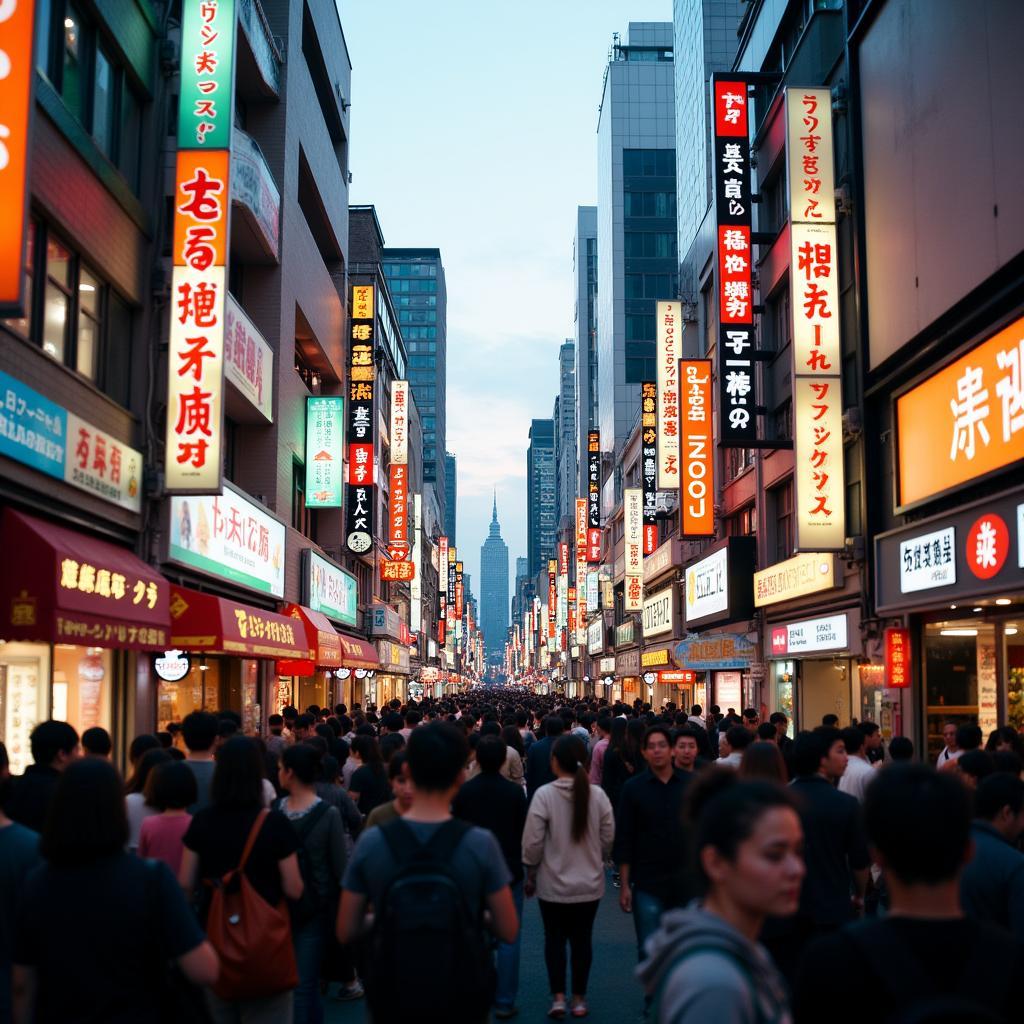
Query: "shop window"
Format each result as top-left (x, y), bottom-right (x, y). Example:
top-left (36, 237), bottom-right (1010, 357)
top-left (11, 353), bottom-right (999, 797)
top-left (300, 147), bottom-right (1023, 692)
top-left (771, 480), bottom-right (794, 562)
top-left (2, 221), bottom-right (35, 339)
top-left (62, 4), bottom-right (84, 120)
top-left (727, 447), bottom-right (754, 480)
top-left (728, 505), bottom-right (756, 537)
top-left (158, 656), bottom-right (259, 732)
top-left (43, 235), bottom-right (73, 364)
top-left (292, 459), bottom-right (313, 537)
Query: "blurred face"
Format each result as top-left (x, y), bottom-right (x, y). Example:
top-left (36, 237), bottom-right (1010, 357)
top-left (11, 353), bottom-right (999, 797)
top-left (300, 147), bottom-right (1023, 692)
top-left (744, 714), bottom-right (759, 731)
top-left (822, 740), bottom-right (848, 779)
top-left (943, 725), bottom-right (958, 750)
top-left (391, 763), bottom-right (414, 811)
top-left (719, 732), bottom-right (731, 756)
top-left (864, 730), bottom-right (882, 751)
top-left (643, 733), bottom-right (672, 771)
top-left (674, 736), bottom-right (698, 770)
top-left (703, 807), bottom-right (805, 918)
top-left (774, 718), bottom-right (788, 738)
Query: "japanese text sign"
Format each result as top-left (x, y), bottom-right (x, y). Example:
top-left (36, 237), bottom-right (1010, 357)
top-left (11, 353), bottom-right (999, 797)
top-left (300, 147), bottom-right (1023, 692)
top-left (641, 381), bottom-right (659, 555)
top-left (304, 549), bottom-right (358, 627)
top-left (884, 628), bottom-right (911, 688)
top-left (786, 87), bottom-right (835, 225)
top-left (624, 487), bottom-right (644, 612)
top-left (225, 295), bottom-right (272, 421)
top-left (346, 284), bottom-right (376, 554)
top-left (896, 314), bottom-right (1024, 509)
top-left (178, 0), bottom-right (237, 151)
top-left (305, 396), bottom-right (343, 508)
top-left (0, 0), bottom-right (35, 317)
top-left (656, 303), bottom-right (680, 487)
top-left (680, 360), bottom-right (715, 536)
top-left (390, 380), bottom-right (408, 466)
top-left (587, 430), bottom-right (602, 561)
top-left (793, 378), bottom-right (845, 550)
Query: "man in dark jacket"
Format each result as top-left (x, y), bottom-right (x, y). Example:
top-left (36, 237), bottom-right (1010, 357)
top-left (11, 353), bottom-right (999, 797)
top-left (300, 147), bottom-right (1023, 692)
top-left (453, 735), bottom-right (527, 1019)
top-left (525, 715), bottom-right (564, 802)
top-left (6, 720), bottom-right (79, 831)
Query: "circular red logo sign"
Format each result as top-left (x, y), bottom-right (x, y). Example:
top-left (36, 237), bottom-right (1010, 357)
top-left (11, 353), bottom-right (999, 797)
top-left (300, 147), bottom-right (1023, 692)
top-left (965, 513), bottom-right (1009, 580)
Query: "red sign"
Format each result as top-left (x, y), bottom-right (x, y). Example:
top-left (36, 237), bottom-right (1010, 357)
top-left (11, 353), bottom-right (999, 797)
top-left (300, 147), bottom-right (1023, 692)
top-left (643, 524), bottom-right (658, 557)
top-left (587, 528), bottom-right (602, 563)
top-left (680, 359), bottom-right (715, 536)
top-left (348, 443), bottom-right (374, 486)
top-left (380, 560), bottom-right (415, 582)
top-left (388, 463), bottom-right (408, 545)
top-left (965, 512), bottom-right (1009, 580)
top-left (660, 670), bottom-right (695, 685)
top-left (770, 626), bottom-right (788, 657)
top-left (714, 79), bottom-right (748, 137)
top-left (884, 628), bottom-right (911, 688)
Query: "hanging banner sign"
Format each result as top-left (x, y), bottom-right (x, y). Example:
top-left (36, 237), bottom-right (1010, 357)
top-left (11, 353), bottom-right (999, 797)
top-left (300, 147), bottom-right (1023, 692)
top-left (548, 560), bottom-right (556, 639)
top-left (345, 284), bottom-right (375, 554)
top-left (390, 380), bottom-right (409, 466)
top-left (884, 627), bottom-right (911, 688)
top-left (680, 359), bottom-right (714, 535)
top-left (641, 382), bottom-right (659, 555)
top-left (712, 75), bottom-right (757, 447)
top-left (305, 396), bottom-right (343, 508)
top-left (624, 487), bottom-right (643, 611)
top-left (410, 494), bottom-right (422, 632)
top-left (224, 295), bottom-right (273, 421)
top-left (438, 534), bottom-right (448, 626)
top-left (587, 430), bottom-right (602, 561)
top-left (0, 0), bottom-right (36, 317)
top-left (656, 302), bottom-right (680, 487)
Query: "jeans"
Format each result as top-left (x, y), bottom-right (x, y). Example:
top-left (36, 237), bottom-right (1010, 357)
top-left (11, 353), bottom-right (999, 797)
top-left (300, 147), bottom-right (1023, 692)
top-left (631, 887), bottom-right (667, 960)
top-left (205, 990), bottom-right (294, 1024)
top-left (495, 879), bottom-right (524, 1010)
top-left (293, 917), bottom-right (325, 1024)
top-left (537, 899), bottom-right (601, 997)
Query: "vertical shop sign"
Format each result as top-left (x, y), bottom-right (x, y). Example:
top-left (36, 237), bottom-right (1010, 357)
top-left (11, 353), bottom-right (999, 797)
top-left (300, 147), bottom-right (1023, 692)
top-left (304, 396), bottom-right (343, 508)
top-left (712, 75), bottom-right (757, 446)
top-left (884, 628), bottom-right (910, 688)
top-left (575, 499), bottom-right (588, 645)
top-left (455, 561), bottom-right (464, 619)
top-left (587, 430), bottom-right (602, 561)
top-left (0, 0), bottom-right (36, 317)
top-left (390, 380), bottom-right (408, 467)
top-left (548, 559), bottom-right (556, 640)
top-left (438, 534), bottom-right (448, 640)
top-left (786, 87), bottom-right (845, 550)
top-left (165, 0), bottom-right (237, 493)
top-left (680, 359), bottom-right (715, 535)
top-left (656, 302), bottom-right (680, 487)
top-left (345, 284), bottom-right (375, 554)
top-left (410, 494), bottom-right (422, 632)
top-left (641, 382), bottom-right (659, 555)
top-left (624, 487), bottom-right (644, 612)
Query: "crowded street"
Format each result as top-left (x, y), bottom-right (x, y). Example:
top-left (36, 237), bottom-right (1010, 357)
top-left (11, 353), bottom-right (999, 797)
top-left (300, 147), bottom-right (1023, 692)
top-left (2, 0), bottom-right (1024, 1021)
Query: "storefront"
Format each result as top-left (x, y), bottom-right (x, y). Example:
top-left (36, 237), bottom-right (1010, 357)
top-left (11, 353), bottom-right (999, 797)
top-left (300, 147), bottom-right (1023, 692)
top-left (615, 647), bottom-right (640, 705)
top-left (674, 632), bottom-right (756, 715)
top-left (642, 581), bottom-right (678, 707)
top-left (335, 635), bottom-right (380, 708)
top-left (376, 639), bottom-right (411, 706)
top-left (0, 509), bottom-right (170, 772)
top-left (274, 604), bottom-right (342, 713)
top-left (876, 484), bottom-right (1024, 760)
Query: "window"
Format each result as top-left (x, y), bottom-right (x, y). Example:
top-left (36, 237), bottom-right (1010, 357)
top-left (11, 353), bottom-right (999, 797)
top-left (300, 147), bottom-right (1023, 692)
top-left (62, 4), bottom-right (84, 120)
top-left (624, 191), bottom-right (677, 218)
top-left (624, 232), bottom-right (676, 259)
top-left (773, 399), bottom-right (792, 443)
top-left (294, 346), bottom-right (319, 391)
top-left (410, 355), bottom-right (436, 369)
top-left (728, 505), bottom-right (756, 537)
top-left (622, 150), bottom-right (676, 177)
top-left (42, 235), bottom-right (72, 364)
top-left (772, 481), bottom-right (794, 562)
top-left (727, 447), bottom-right (754, 480)
top-left (292, 459), bottom-right (312, 537)
top-left (76, 266), bottom-right (101, 379)
top-left (764, 283), bottom-right (791, 353)
top-left (625, 315), bottom-right (654, 341)
top-left (92, 45), bottom-right (114, 155)
top-left (3, 221), bottom-right (35, 338)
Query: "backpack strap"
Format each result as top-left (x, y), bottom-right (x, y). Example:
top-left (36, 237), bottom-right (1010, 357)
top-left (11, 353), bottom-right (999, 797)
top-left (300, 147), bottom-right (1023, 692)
top-left (291, 800), bottom-right (331, 842)
top-left (235, 808), bottom-right (269, 875)
top-left (379, 817), bottom-right (471, 867)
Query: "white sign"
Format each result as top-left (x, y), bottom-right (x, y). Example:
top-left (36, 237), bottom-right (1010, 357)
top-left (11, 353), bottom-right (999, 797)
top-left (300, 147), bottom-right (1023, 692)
top-left (391, 380), bottom-right (409, 465)
top-left (786, 87), bottom-right (836, 225)
top-left (65, 413), bottom-right (143, 513)
top-left (154, 649), bottom-right (191, 683)
top-left (411, 493), bottom-right (422, 632)
top-left (586, 571), bottom-right (599, 612)
top-left (624, 487), bottom-right (643, 611)
top-left (224, 294), bottom-right (273, 421)
top-left (642, 587), bottom-right (674, 638)
top-left (782, 613), bottom-right (848, 654)
top-left (656, 301), bottom-right (680, 489)
top-left (715, 671), bottom-right (742, 709)
top-left (587, 618), bottom-right (604, 655)
top-left (685, 546), bottom-right (729, 625)
top-left (899, 526), bottom-right (956, 593)
top-left (599, 656), bottom-right (616, 674)
top-left (168, 483), bottom-right (286, 597)
top-left (306, 550), bottom-right (357, 627)
top-left (978, 641), bottom-right (998, 736)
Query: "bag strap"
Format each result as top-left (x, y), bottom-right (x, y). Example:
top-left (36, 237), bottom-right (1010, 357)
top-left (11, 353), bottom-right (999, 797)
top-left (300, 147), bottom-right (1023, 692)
top-left (235, 808), bottom-right (269, 875)
top-left (292, 800), bottom-right (330, 842)
top-left (379, 817), bottom-right (470, 867)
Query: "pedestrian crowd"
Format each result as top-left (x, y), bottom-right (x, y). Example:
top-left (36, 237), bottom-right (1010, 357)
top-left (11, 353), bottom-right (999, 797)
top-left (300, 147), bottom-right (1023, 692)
top-left (2, 691), bottom-right (1024, 1023)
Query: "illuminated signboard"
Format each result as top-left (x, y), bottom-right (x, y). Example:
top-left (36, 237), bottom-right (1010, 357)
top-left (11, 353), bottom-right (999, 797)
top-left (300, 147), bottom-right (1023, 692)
top-left (390, 380), bottom-right (409, 467)
top-left (305, 396), bottom-right (343, 508)
top-left (680, 360), bottom-right (715, 536)
top-left (624, 487), bottom-right (643, 611)
top-left (345, 284), bottom-right (375, 554)
top-left (656, 302), bottom-right (680, 486)
top-left (304, 549), bottom-right (358, 627)
top-left (587, 430), bottom-right (602, 561)
top-left (884, 628), bottom-right (910, 688)
top-left (641, 382), bottom-right (658, 556)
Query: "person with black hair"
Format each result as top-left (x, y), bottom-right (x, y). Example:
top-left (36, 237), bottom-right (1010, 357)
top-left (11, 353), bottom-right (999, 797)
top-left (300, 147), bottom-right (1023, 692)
top-left (266, 713), bottom-right (287, 761)
top-left (125, 747), bottom-right (172, 852)
top-left (181, 710), bottom-right (218, 814)
top-left (837, 726), bottom-right (875, 803)
top-left (6, 720), bottom-right (79, 832)
top-left (795, 765), bottom-right (1024, 1023)
top-left (347, 735), bottom-right (390, 815)
top-left (363, 751), bottom-right (414, 830)
top-left (81, 726), bottom-right (112, 759)
top-left (857, 720), bottom-right (885, 764)
top-left (137, 760), bottom-right (198, 875)
top-left (821, 713), bottom-right (840, 728)
top-left (523, 735), bottom-right (614, 1018)
top-left (671, 728), bottom-right (705, 775)
top-left (887, 735), bottom-right (914, 762)
top-left (293, 713), bottom-right (315, 743)
top-left (957, 748), bottom-right (995, 788)
top-left (637, 771), bottom-right (802, 1023)
top-left (527, 715), bottom-right (566, 801)
top-left (12, 758), bottom-right (217, 1021)
top-left (755, 722), bottom-right (777, 742)
top-left (718, 725), bottom-right (754, 769)
top-left (960, 772), bottom-right (1024, 940)
top-left (739, 741), bottom-right (788, 783)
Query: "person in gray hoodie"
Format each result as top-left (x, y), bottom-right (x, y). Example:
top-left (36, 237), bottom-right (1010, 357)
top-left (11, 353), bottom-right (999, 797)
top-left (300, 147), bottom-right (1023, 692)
top-left (637, 773), bottom-right (803, 1024)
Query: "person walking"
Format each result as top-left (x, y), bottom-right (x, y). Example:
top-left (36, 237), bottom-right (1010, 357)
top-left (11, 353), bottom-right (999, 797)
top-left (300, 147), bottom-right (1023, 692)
top-left (6, 721), bottom-right (79, 832)
top-left (454, 735), bottom-right (529, 1019)
top-left (523, 735), bottom-right (615, 1019)
top-left (181, 711), bottom-right (219, 814)
top-left (137, 760), bottom-right (198, 875)
top-left (739, 741), bottom-right (788, 783)
top-left (124, 746), bottom-right (171, 853)
top-left (527, 716), bottom-right (565, 802)
top-left (637, 772), bottom-right (802, 1023)
top-left (837, 727), bottom-right (875, 803)
top-left (588, 717), bottom-right (612, 785)
top-left (347, 735), bottom-right (391, 816)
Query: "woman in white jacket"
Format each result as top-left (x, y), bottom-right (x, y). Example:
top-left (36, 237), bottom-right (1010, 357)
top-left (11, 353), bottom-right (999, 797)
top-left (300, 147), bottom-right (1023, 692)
top-left (523, 734), bottom-right (615, 1019)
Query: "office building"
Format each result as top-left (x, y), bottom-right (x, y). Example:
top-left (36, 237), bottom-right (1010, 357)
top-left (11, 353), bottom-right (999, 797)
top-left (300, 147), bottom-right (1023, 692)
top-left (479, 495), bottom-right (510, 663)
top-left (527, 419), bottom-right (557, 577)
top-left (554, 341), bottom-right (577, 528)
top-left (382, 248), bottom-right (447, 529)
top-left (574, 207), bottom-right (599, 498)
top-left (444, 451), bottom-right (457, 542)
top-left (596, 23), bottom-right (676, 464)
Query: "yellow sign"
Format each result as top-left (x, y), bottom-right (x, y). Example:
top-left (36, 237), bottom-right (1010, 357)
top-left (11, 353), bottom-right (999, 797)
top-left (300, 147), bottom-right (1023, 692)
top-left (641, 648), bottom-right (669, 667)
top-left (753, 552), bottom-right (837, 608)
top-left (352, 285), bottom-right (374, 321)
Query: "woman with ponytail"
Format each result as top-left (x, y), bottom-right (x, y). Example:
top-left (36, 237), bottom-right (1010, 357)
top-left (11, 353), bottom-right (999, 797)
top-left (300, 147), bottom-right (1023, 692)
top-left (522, 735), bottom-right (614, 1019)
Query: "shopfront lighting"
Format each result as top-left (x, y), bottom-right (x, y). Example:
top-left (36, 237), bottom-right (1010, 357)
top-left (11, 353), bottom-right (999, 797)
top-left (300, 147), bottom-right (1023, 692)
top-left (1006, 627), bottom-right (1019, 636)
top-left (940, 629), bottom-right (979, 637)
top-left (995, 598), bottom-right (1012, 606)
top-left (972, 607), bottom-right (983, 613)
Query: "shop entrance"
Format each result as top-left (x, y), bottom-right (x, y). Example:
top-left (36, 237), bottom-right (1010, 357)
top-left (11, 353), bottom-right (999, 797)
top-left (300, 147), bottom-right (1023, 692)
top-left (800, 658), bottom-right (852, 728)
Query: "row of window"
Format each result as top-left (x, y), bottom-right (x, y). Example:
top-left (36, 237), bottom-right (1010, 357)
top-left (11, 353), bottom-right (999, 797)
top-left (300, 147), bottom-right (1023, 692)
top-left (396, 295), bottom-right (436, 308)
top-left (407, 341), bottom-right (437, 353)
top-left (388, 278), bottom-right (437, 294)
top-left (409, 355), bottom-right (436, 369)
top-left (625, 315), bottom-right (655, 342)
top-left (383, 263), bottom-right (437, 278)
top-left (625, 273), bottom-right (677, 300)
top-left (399, 309), bottom-right (437, 324)
top-left (624, 231), bottom-right (677, 259)
top-left (624, 191), bottom-right (676, 219)
top-left (622, 149), bottom-right (675, 178)
top-left (403, 326), bottom-right (437, 341)
top-left (1, 220), bottom-right (131, 407)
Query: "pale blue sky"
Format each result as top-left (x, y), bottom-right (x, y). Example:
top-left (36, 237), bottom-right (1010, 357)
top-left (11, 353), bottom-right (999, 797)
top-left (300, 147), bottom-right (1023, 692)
top-left (341, 0), bottom-right (671, 603)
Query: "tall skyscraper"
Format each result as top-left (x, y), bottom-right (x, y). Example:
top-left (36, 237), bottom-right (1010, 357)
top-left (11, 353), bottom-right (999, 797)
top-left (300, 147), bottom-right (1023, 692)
top-left (444, 451), bottom-right (457, 542)
top-left (382, 249), bottom-right (447, 528)
top-left (574, 206), bottom-right (599, 499)
top-left (527, 419), bottom-right (556, 577)
top-left (480, 495), bottom-right (510, 663)
top-left (555, 341), bottom-right (576, 528)
top-left (596, 24), bottom-right (676, 464)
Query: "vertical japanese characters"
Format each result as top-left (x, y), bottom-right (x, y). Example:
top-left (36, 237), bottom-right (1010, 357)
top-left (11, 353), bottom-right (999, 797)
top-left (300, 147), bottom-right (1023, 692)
top-left (656, 302), bottom-right (680, 486)
top-left (305, 397), bottom-right (343, 508)
top-left (786, 87), bottom-right (846, 550)
top-left (641, 382), bottom-right (659, 555)
top-left (680, 359), bottom-right (715, 535)
top-left (587, 431), bottom-right (602, 561)
top-left (575, 498), bottom-right (588, 645)
top-left (381, 379), bottom-right (414, 581)
top-left (624, 487), bottom-right (643, 612)
top-left (345, 284), bottom-right (376, 554)
top-left (712, 76), bottom-right (757, 446)
top-left (165, 0), bottom-right (237, 492)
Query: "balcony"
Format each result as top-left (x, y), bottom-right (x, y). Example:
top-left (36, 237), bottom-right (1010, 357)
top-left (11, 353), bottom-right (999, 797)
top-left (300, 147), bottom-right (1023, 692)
top-left (236, 0), bottom-right (283, 100)
top-left (231, 127), bottom-right (281, 264)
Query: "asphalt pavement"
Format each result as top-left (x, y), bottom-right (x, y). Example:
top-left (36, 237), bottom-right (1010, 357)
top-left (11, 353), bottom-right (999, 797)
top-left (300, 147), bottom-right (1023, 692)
top-left (326, 879), bottom-right (642, 1023)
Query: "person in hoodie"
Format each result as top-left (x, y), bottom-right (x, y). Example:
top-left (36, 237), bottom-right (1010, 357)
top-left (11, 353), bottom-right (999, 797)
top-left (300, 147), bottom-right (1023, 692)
top-left (637, 771), bottom-right (804, 1024)
top-left (523, 734), bottom-right (614, 1020)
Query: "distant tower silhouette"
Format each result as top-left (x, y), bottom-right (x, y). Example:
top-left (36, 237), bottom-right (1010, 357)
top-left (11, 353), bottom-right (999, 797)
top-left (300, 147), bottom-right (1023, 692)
top-left (480, 490), bottom-right (510, 664)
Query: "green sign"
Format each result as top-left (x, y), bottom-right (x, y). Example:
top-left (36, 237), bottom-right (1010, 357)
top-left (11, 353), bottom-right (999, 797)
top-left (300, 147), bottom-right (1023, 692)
top-left (306, 550), bottom-right (358, 627)
top-left (305, 396), bottom-right (344, 508)
top-left (178, 0), bottom-right (237, 150)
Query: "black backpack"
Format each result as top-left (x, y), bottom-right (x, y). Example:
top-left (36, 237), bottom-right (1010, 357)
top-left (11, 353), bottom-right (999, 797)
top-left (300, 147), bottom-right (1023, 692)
top-left (277, 799), bottom-right (330, 925)
top-left (367, 818), bottom-right (496, 1023)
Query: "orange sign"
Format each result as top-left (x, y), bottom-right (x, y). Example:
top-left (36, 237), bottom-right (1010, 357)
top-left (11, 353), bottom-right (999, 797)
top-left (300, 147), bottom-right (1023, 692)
top-left (884, 628), bottom-right (910, 688)
top-left (680, 359), bottom-right (715, 535)
top-left (897, 315), bottom-right (1024, 508)
top-left (0, 0), bottom-right (36, 315)
top-left (171, 150), bottom-right (231, 269)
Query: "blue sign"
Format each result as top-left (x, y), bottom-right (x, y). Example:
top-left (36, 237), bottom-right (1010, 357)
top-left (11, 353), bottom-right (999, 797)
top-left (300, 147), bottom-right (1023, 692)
top-left (0, 370), bottom-right (67, 479)
top-left (674, 632), bottom-right (754, 670)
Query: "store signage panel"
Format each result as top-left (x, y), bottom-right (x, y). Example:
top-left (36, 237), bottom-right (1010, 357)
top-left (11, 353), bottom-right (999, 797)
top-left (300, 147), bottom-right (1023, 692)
top-left (642, 587), bottom-right (674, 638)
top-left (641, 382), bottom-right (659, 555)
top-left (305, 396), bottom-right (343, 508)
top-left (786, 86), bottom-right (835, 224)
top-left (616, 649), bottom-right (640, 676)
top-left (168, 483), bottom-right (285, 597)
top-left (884, 628), bottom-right (910, 688)
top-left (154, 649), bottom-right (191, 683)
top-left (754, 552), bottom-right (837, 608)
top-left (656, 303), bottom-right (680, 488)
top-left (587, 618), bottom-right (603, 655)
top-left (391, 381), bottom-right (409, 466)
top-left (896, 314), bottom-right (1024, 510)
top-left (675, 632), bottom-right (754, 670)
top-left (793, 377), bottom-right (845, 550)
top-left (770, 613), bottom-right (848, 656)
top-left (643, 537), bottom-right (678, 583)
top-left (346, 284), bottom-right (376, 554)
top-left (0, 0), bottom-right (35, 316)
top-left (303, 549), bottom-right (357, 627)
top-left (177, 0), bottom-right (237, 149)
top-left (684, 536), bottom-right (756, 628)
top-left (614, 619), bottom-right (635, 647)
top-left (876, 486), bottom-right (1024, 611)
top-left (624, 487), bottom-right (644, 611)
top-left (224, 295), bottom-right (273, 421)
top-left (712, 75), bottom-right (757, 446)
top-left (680, 360), bottom-right (715, 536)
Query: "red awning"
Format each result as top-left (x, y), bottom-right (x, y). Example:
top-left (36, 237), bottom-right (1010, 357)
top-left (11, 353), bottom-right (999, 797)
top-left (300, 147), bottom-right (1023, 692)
top-left (337, 632), bottom-right (379, 670)
top-left (169, 585), bottom-right (308, 660)
top-left (0, 509), bottom-right (171, 651)
top-left (275, 603), bottom-right (341, 676)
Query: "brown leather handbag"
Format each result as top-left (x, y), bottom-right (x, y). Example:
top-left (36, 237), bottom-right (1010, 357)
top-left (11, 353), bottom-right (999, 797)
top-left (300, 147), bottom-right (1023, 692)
top-left (205, 808), bottom-right (299, 1000)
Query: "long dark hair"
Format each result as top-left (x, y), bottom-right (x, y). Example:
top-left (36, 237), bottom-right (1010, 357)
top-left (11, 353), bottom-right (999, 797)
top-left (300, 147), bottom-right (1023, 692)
top-left (40, 758), bottom-right (128, 865)
top-left (352, 734), bottom-right (385, 776)
top-left (607, 717), bottom-right (628, 754)
top-left (553, 735), bottom-right (590, 843)
top-left (210, 736), bottom-right (265, 810)
top-left (125, 747), bottom-right (172, 797)
top-left (501, 725), bottom-right (525, 758)
top-left (739, 741), bottom-right (788, 783)
top-left (624, 718), bottom-right (646, 766)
